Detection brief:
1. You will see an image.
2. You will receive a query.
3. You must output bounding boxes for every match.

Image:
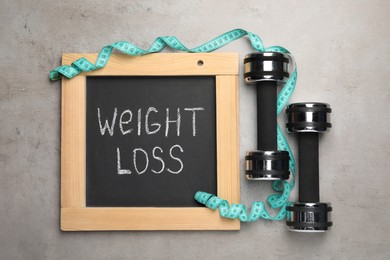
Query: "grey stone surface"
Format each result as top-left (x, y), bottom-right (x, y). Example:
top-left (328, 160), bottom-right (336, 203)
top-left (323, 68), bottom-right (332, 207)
top-left (1, 0), bottom-right (389, 259)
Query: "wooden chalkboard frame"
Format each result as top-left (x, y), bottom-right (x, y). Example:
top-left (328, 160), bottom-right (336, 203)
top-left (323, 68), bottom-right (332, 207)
top-left (61, 53), bottom-right (239, 231)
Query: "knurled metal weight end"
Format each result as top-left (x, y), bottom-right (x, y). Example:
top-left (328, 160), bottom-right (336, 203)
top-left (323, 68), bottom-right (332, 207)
top-left (244, 52), bottom-right (291, 84)
top-left (245, 150), bottom-right (290, 180)
top-left (286, 102), bottom-right (332, 133)
top-left (286, 202), bottom-right (332, 232)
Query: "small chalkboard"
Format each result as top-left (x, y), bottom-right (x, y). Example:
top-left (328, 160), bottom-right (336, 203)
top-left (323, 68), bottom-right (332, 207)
top-left (61, 53), bottom-right (239, 230)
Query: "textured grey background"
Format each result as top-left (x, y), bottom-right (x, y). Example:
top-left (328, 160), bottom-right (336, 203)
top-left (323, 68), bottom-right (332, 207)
top-left (1, 0), bottom-right (389, 259)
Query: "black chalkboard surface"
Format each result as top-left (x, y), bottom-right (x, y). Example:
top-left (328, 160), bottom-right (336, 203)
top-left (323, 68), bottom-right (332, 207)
top-left (86, 76), bottom-right (217, 207)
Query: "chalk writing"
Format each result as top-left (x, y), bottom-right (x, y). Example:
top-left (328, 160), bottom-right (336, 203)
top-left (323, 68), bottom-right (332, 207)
top-left (98, 107), bottom-right (204, 175)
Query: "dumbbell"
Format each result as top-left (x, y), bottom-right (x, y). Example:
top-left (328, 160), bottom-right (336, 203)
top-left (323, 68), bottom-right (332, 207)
top-left (285, 102), bottom-right (333, 232)
top-left (243, 52), bottom-right (291, 180)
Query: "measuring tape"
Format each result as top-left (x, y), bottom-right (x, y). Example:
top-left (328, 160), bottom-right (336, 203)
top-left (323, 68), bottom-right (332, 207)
top-left (50, 28), bottom-right (297, 222)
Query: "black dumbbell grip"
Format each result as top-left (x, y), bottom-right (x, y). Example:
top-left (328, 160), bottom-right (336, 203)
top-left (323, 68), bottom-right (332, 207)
top-left (298, 132), bottom-right (320, 203)
top-left (256, 81), bottom-right (277, 151)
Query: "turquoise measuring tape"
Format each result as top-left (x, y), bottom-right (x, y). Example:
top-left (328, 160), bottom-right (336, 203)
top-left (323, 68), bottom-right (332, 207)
top-left (50, 28), bottom-right (297, 222)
